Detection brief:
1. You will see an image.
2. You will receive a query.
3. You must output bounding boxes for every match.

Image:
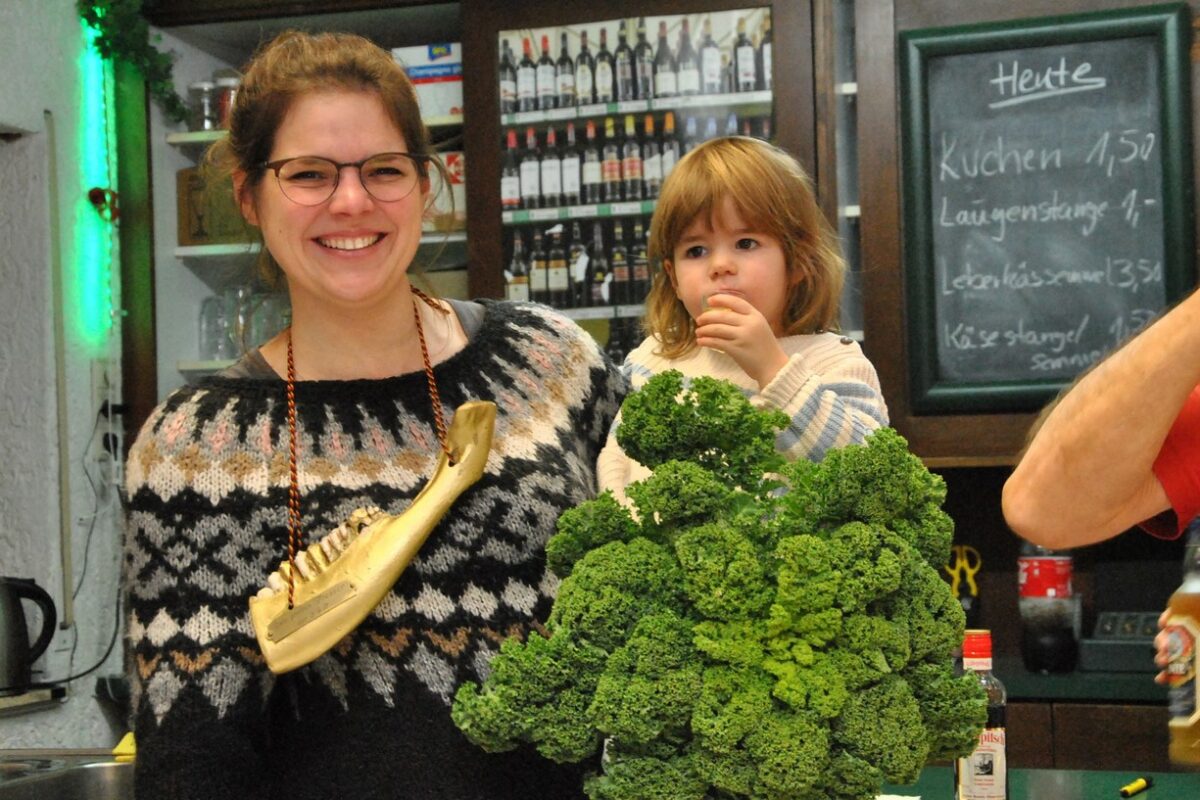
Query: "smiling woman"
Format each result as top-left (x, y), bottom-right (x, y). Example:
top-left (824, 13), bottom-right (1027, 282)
top-left (122, 30), bottom-right (625, 800)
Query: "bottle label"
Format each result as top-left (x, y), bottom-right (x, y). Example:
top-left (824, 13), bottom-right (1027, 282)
top-left (662, 147), bottom-right (678, 177)
top-left (506, 277), bottom-right (529, 302)
top-left (595, 63), bottom-right (614, 99)
top-left (955, 727), bottom-right (1007, 799)
top-left (517, 68), bottom-right (536, 100)
top-left (701, 50), bottom-right (722, 89)
top-left (1018, 556), bottom-right (1073, 599)
top-left (561, 156), bottom-right (581, 195)
top-left (520, 161), bottom-right (540, 199)
top-left (602, 157), bottom-right (622, 184)
top-left (737, 46), bottom-right (756, 85)
top-left (557, 72), bottom-right (575, 99)
top-left (678, 67), bottom-right (700, 95)
top-left (500, 176), bottom-right (521, 208)
top-left (541, 160), bottom-right (562, 195)
top-left (576, 65), bottom-right (594, 100)
top-left (763, 44), bottom-right (772, 89)
top-left (643, 153), bottom-right (662, 182)
top-left (582, 161), bottom-right (602, 187)
top-left (622, 156), bottom-right (643, 180)
top-left (537, 65), bottom-right (557, 99)
top-left (1165, 614), bottom-right (1200, 726)
top-left (655, 71), bottom-right (677, 97)
top-left (548, 264), bottom-right (570, 291)
top-left (500, 78), bottom-right (516, 105)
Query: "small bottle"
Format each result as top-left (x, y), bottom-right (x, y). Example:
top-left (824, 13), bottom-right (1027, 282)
top-left (517, 38), bottom-right (537, 113)
top-left (537, 35), bottom-right (558, 111)
top-left (505, 231), bottom-right (530, 302)
top-left (955, 630), bottom-right (1008, 800)
top-left (498, 39), bottom-right (518, 115)
top-left (1166, 517), bottom-right (1200, 766)
top-left (1017, 542), bottom-right (1080, 673)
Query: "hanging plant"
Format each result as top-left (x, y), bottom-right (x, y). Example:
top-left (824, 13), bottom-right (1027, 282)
top-left (77, 0), bottom-right (190, 124)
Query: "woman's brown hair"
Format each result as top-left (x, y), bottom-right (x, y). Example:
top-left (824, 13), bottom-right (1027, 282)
top-left (643, 136), bottom-right (845, 358)
top-left (205, 30), bottom-right (448, 287)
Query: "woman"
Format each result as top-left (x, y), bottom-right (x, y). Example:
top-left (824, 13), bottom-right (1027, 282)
top-left (123, 31), bottom-right (623, 799)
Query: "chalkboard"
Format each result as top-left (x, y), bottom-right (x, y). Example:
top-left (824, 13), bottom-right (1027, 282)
top-left (899, 5), bottom-right (1194, 414)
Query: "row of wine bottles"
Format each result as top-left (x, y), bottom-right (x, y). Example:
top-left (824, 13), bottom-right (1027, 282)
top-left (501, 112), bottom-right (772, 210)
top-left (504, 216), bottom-right (653, 309)
top-left (499, 13), bottom-right (772, 113)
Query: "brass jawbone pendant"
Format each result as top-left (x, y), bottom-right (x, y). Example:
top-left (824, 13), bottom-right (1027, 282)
top-left (249, 400), bottom-right (497, 674)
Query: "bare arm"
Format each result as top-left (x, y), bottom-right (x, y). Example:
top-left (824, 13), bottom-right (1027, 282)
top-left (1003, 289), bottom-right (1200, 548)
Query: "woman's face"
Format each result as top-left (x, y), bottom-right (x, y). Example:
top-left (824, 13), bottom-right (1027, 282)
top-left (238, 90), bottom-right (428, 314)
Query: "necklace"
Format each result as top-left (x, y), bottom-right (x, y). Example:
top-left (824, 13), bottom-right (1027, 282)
top-left (283, 287), bottom-right (450, 609)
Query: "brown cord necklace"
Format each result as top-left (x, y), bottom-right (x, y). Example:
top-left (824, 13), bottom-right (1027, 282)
top-left (283, 287), bottom-right (450, 609)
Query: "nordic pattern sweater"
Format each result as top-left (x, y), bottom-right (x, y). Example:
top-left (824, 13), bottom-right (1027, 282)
top-left (123, 302), bottom-right (624, 799)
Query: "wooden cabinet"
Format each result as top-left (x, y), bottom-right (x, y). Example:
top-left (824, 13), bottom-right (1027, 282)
top-left (1010, 701), bottom-right (1170, 771)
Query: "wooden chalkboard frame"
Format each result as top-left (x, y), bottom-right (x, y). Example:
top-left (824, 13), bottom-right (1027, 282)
top-left (899, 3), bottom-right (1194, 414)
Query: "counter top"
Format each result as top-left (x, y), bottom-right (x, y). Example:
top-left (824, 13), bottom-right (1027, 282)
top-left (992, 655), bottom-right (1165, 703)
top-left (883, 766), bottom-right (1198, 799)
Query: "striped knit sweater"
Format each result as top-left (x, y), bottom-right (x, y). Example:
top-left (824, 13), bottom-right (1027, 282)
top-left (123, 302), bottom-right (624, 800)
top-left (597, 332), bottom-right (888, 501)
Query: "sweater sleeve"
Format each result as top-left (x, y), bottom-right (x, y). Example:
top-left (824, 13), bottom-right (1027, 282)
top-left (754, 338), bottom-right (889, 462)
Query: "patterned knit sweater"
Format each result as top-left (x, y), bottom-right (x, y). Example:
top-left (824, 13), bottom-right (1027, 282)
top-left (598, 332), bottom-right (888, 502)
top-left (123, 302), bottom-right (624, 800)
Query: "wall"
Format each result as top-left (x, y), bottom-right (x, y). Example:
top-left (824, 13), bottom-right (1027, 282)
top-left (0, 0), bottom-right (124, 747)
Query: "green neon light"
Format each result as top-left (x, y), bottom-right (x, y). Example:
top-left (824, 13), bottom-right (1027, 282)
top-left (73, 22), bottom-right (114, 347)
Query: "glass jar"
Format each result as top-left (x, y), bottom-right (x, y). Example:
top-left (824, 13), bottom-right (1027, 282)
top-left (215, 77), bottom-right (239, 128)
top-left (188, 80), bottom-right (218, 131)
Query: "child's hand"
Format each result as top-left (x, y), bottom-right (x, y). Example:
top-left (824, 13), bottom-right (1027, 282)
top-left (695, 293), bottom-right (789, 388)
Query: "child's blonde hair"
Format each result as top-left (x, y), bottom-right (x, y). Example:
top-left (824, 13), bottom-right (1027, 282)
top-left (644, 136), bottom-right (845, 358)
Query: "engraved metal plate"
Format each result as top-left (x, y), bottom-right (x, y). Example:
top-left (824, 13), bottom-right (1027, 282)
top-left (267, 581), bottom-right (356, 642)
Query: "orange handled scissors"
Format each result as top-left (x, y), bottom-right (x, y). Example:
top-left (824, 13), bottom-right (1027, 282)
top-left (944, 544), bottom-right (982, 598)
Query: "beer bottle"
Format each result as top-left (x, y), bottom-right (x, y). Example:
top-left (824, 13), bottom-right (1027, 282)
top-left (1166, 517), bottom-right (1200, 766)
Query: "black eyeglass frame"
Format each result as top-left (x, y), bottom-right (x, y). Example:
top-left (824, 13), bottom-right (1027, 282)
top-left (257, 152), bottom-right (432, 205)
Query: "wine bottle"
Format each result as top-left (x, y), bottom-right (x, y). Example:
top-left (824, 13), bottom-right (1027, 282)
top-left (610, 219), bottom-right (630, 307)
top-left (505, 231), bottom-right (530, 302)
top-left (676, 18), bottom-right (700, 96)
top-left (537, 34), bottom-right (557, 111)
top-left (699, 18), bottom-right (722, 95)
top-left (582, 119), bottom-right (603, 204)
top-left (540, 125), bottom-right (562, 208)
top-left (614, 20), bottom-right (635, 102)
top-left (682, 115), bottom-right (700, 155)
top-left (703, 116), bottom-right (718, 143)
top-left (661, 111), bottom-right (680, 179)
top-left (588, 221), bottom-right (611, 306)
top-left (602, 116), bottom-right (623, 203)
top-left (724, 112), bottom-right (738, 137)
top-left (631, 217), bottom-right (650, 303)
top-left (595, 27), bottom-right (615, 104)
top-left (501, 129), bottom-right (521, 211)
top-left (734, 17), bottom-right (757, 92)
top-left (653, 20), bottom-right (677, 98)
top-left (547, 225), bottom-right (570, 308)
top-left (568, 221), bottom-right (588, 307)
top-left (561, 121), bottom-right (581, 207)
top-left (556, 32), bottom-right (576, 109)
top-left (633, 17), bottom-right (654, 100)
top-left (529, 227), bottom-right (550, 304)
top-left (517, 38), bottom-right (537, 112)
top-left (760, 16), bottom-right (773, 90)
top-left (621, 114), bottom-right (643, 201)
top-left (641, 114), bottom-right (661, 199)
top-left (499, 39), bottom-right (518, 115)
top-left (520, 126), bottom-right (541, 210)
top-left (575, 30), bottom-right (596, 106)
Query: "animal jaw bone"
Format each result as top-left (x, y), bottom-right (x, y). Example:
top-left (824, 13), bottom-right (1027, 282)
top-left (249, 400), bottom-right (497, 674)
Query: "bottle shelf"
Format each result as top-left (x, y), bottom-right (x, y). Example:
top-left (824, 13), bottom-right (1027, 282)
top-left (503, 200), bottom-right (656, 225)
top-left (560, 303), bottom-right (645, 321)
top-left (502, 90), bottom-right (773, 127)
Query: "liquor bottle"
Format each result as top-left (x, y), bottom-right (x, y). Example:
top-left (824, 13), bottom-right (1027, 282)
top-left (537, 34), bottom-right (558, 111)
top-left (610, 219), bottom-right (630, 306)
top-left (703, 116), bottom-right (718, 143)
top-left (517, 38), bottom-right (537, 112)
top-left (621, 114), bottom-right (643, 201)
top-left (633, 17), bottom-right (654, 100)
top-left (568, 221), bottom-right (589, 307)
top-left (540, 125), bottom-right (562, 208)
top-left (561, 121), bottom-right (581, 207)
top-left (734, 16), bottom-right (757, 92)
top-left (582, 119), bottom-right (603, 204)
top-left (614, 19), bottom-right (636, 102)
top-left (682, 115), bottom-right (700, 154)
top-left (661, 111), bottom-right (680, 179)
top-left (954, 630), bottom-right (1008, 800)
top-left (676, 18), bottom-right (700, 97)
top-left (595, 27), bottom-right (616, 104)
top-left (520, 126), bottom-right (541, 210)
top-left (546, 225), bottom-right (570, 307)
top-left (588, 221), bottom-right (611, 306)
top-left (653, 20), bottom-right (677, 98)
top-left (529, 227), bottom-right (549, 304)
top-left (741, 117), bottom-right (754, 138)
top-left (724, 112), bottom-right (738, 137)
top-left (602, 116), bottom-right (623, 202)
top-left (556, 32), bottom-right (576, 109)
top-left (501, 129), bottom-right (522, 211)
top-left (499, 39), bottom-right (518, 115)
top-left (604, 318), bottom-right (629, 365)
top-left (1166, 518), bottom-right (1200, 766)
top-left (630, 217), bottom-right (650, 302)
top-left (505, 231), bottom-right (530, 302)
top-left (698, 18), bottom-right (722, 95)
top-left (760, 115), bottom-right (773, 142)
top-left (1017, 542), bottom-right (1079, 673)
top-left (760, 16), bottom-right (773, 90)
top-left (641, 114), bottom-right (662, 199)
top-left (575, 30), bottom-right (596, 106)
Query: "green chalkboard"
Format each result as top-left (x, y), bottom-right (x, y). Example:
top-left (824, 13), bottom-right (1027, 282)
top-left (900, 4), bottom-right (1194, 414)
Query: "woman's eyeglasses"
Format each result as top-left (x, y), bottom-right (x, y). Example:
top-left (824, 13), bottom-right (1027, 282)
top-left (259, 152), bottom-right (429, 206)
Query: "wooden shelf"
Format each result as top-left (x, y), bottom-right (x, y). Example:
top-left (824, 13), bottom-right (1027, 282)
top-left (502, 90), bottom-right (774, 127)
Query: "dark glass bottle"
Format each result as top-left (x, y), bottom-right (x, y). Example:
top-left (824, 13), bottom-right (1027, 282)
top-left (653, 20), bottom-right (677, 98)
top-left (540, 125), bottom-right (562, 208)
top-left (547, 226), bottom-right (570, 308)
top-left (499, 39), bottom-right (518, 115)
top-left (517, 38), bottom-right (537, 112)
top-left (661, 111), bottom-right (680, 179)
top-left (698, 18), bottom-right (722, 94)
top-left (537, 34), bottom-right (557, 111)
top-left (560, 121), bottom-right (581, 207)
top-left (505, 231), bottom-right (530, 302)
top-left (734, 17), bottom-right (757, 92)
top-left (575, 31), bottom-right (595, 106)
top-left (588, 221), bottom-right (610, 307)
top-left (520, 126), bottom-right (541, 210)
top-left (556, 32), bottom-right (576, 109)
top-left (760, 16), bottom-right (773, 90)
top-left (954, 630), bottom-right (1008, 800)
top-left (621, 114), bottom-right (643, 201)
top-left (529, 227), bottom-right (549, 304)
top-left (582, 119), bottom-right (603, 204)
top-left (630, 217), bottom-right (650, 302)
top-left (568, 221), bottom-right (587, 307)
top-left (501, 129), bottom-right (522, 211)
top-left (641, 114), bottom-right (661, 199)
top-left (682, 115), bottom-right (699, 155)
top-left (614, 20), bottom-right (636, 102)
top-left (602, 116), bottom-right (623, 203)
top-left (676, 18), bottom-right (700, 96)
top-left (633, 17), bottom-right (655, 100)
top-left (595, 27), bottom-right (615, 104)
top-left (610, 219), bottom-right (630, 306)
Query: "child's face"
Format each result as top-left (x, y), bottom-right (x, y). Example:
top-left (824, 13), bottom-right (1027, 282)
top-left (667, 197), bottom-right (792, 335)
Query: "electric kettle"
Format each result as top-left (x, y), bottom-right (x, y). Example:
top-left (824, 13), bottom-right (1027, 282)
top-left (0, 577), bottom-right (57, 696)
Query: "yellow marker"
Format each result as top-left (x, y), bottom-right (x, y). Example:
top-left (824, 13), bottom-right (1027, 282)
top-left (111, 731), bottom-right (136, 763)
top-left (1119, 776), bottom-right (1153, 797)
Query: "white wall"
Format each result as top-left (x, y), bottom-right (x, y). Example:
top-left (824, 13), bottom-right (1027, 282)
top-left (0, 0), bottom-right (125, 748)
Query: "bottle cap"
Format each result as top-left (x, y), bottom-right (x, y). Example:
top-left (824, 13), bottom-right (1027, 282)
top-left (963, 629), bottom-right (992, 659)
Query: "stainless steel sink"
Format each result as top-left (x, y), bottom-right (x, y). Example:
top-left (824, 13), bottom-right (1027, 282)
top-left (0, 758), bottom-right (132, 800)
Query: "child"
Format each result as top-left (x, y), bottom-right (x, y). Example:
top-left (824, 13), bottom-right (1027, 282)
top-left (598, 135), bottom-right (888, 501)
